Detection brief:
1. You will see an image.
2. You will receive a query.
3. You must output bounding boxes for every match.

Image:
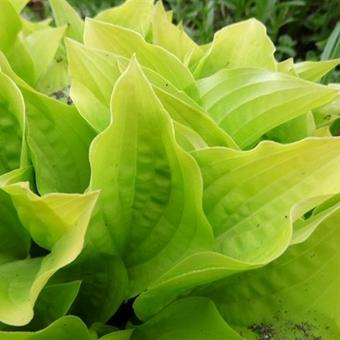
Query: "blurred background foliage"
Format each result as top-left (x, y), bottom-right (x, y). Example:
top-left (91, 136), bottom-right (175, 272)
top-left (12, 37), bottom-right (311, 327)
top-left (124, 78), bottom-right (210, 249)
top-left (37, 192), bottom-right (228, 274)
top-left (24, 0), bottom-right (339, 69)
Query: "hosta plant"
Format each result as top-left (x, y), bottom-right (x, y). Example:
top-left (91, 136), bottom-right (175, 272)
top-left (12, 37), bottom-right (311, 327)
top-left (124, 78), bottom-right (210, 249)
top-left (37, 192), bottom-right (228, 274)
top-left (0, 0), bottom-right (340, 339)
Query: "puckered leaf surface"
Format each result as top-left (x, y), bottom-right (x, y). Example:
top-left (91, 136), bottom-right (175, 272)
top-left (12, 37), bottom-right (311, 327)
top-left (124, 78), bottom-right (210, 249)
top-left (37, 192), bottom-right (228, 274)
top-left (89, 58), bottom-right (213, 296)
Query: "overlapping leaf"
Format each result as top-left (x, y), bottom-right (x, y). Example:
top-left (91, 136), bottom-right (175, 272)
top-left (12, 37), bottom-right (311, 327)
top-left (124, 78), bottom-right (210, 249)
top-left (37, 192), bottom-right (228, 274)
top-left (95, 0), bottom-right (154, 37)
top-left (89, 58), bottom-right (213, 296)
top-left (0, 183), bottom-right (98, 326)
top-left (194, 19), bottom-right (276, 78)
top-left (83, 19), bottom-right (200, 100)
top-left (198, 68), bottom-right (337, 148)
top-left (134, 138), bottom-right (340, 320)
top-left (200, 209), bottom-right (340, 339)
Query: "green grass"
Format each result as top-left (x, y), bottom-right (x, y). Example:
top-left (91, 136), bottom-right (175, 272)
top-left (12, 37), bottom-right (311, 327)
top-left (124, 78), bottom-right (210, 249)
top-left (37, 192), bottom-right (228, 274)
top-left (24, 0), bottom-right (340, 64)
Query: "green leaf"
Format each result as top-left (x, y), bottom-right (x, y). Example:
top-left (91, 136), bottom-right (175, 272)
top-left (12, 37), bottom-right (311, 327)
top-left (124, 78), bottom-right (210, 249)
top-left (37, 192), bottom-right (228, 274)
top-left (198, 68), bottom-right (337, 148)
top-left (100, 330), bottom-right (133, 340)
top-left (133, 297), bottom-right (243, 340)
top-left (193, 138), bottom-right (340, 262)
top-left (0, 71), bottom-right (25, 174)
top-left (6, 36), bottom-right (35, 85)
top-left (95, 0), bottom-right (153, 37)
top-left (21, 87), bottom-right (95, 194)
top-left (49, 0), bottom-right (84, 42)
top-left (54, 249), bottom-right (128, 324)
top-left (84, 19), bottom-right (199, 100)
top-left (0, 168), bottom-right (31, 265)
top-left (194, 19), bottom-right (276, 79)
top-left (265, 112), bottom-right (316, 143)
top-left (321, 23), bottom-right (340, 84)
top-left (0, 183), bottom-right (98, 326)
top-left (89, 58), bottom-right (213, 296)
top-left (294, 58), bottom-right (340, 82)
top-left (0, 316), bottom-right (93, 339)
top-left (201, 209), bottom-right (340, 339)
top-left (28, 281), bottom-right (81, 330)
top-left (321, 22), bottom-right (340, 61)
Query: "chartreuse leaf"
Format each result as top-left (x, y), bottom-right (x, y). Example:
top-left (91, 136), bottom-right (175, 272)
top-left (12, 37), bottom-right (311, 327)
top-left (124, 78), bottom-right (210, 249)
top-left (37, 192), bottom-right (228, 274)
top-left (198, 68), bottom-right (337, 148)
top-left (0, 1), bottom-right (21, 53)
top-left (194, 19), bottom-right (276, 79)
top-left (21, 18), bottom-right (52, 36)
top-left (49, 0), bottom-right (84, 41)
top-left (0, 2), bottom-right (64, 88)
top-left (313, 89), bottom-right (340, 128)
top-left (84, 19), bottom-right (199, 99)
top-left (7, 0), bottom-right (29, 13)
top-left (28, 281), bottom-right (81, 330)
top-left (0, 71), bottom-right (25, 174)
top-left (174, 122), bottom-right (208, 151)
top-left (201, 209), bottom-right (340, 339)
top-left (95, 0), bottom-right (153, 37)
top-left (24, 26), bottom-right (66, 86)
top-left (0, 1), bottom-right (66, 90)
top-left (291, 199), bottom-right (340, 245)
top-left (66, 41), bottom-right (236, 148)
top-left (134, 251), bottom-right (259, 321)
top-left (152, 84), bottom-right (238, 149)
top-left (20, 86), bottom-right (95, 194)
top-left (277, 58), bottom-right (295, 75)
top-left (135, 138), bottom-right (340, 321)
top-left (6, 36), bottom-right (35, 85)
top-left (151, 2), bottom-right (201, 66)
top-left (65, 39), bottom-right (121, 131)
top-left (194, 138), bottom-right (340, 262)
top-left (0, 168), bottom-right (31, 265)
top-left (0, 183), bottom-right (98, 326)
top-left (293, 58), bottom-right (340, 82)
top-left (0, 316), bottom-right (93, 339)
top-left (132, 298), bottom-right (243, 340)
top-left (89, 58), bottom-right (213, 296)
top-left (0, 2), bottom-right (35, 84)
top-left (35, 45), bottom-right (69, 95)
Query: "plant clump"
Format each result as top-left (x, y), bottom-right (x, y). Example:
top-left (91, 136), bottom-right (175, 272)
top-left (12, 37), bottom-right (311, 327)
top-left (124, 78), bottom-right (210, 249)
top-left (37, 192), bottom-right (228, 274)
top-left (0, 0), bottom-right (339, 339)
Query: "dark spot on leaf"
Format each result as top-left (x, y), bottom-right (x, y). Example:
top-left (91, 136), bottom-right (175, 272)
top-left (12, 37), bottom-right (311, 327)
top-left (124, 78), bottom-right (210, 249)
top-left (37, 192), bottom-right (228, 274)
top-left (249, 323), bottom-right (275, 340)
top-left (51, 91), bottom-right (65, 100)
top-left (67, 96), bottom-right (73, 105)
